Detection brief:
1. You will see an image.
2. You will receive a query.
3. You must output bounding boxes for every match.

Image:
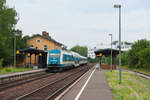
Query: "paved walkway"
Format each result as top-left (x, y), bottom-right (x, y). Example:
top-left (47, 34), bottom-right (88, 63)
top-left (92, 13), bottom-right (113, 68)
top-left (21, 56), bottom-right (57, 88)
top-left (57, 64), bottom-right (114, 100)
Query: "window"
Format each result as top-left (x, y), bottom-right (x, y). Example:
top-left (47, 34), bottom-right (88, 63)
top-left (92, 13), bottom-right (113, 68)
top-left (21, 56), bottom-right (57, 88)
top-left (36, 39), bottom-right (41, 43)
top-left (44, 45), bottom-right (47, 51)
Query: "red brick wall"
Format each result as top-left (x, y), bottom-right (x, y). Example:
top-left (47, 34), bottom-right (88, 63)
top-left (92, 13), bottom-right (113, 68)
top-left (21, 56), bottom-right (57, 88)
top-left (101, 64), bottom-right (116, 69)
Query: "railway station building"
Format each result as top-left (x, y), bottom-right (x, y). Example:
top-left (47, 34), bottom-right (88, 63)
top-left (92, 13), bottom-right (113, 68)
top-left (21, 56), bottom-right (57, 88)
top-left (16, 31), bottom-right (63, 68)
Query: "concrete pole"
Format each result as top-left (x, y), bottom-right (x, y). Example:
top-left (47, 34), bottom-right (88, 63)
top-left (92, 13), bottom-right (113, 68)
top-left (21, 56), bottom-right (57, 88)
top-left (14, 36), bottom-right (16, 68)
top-left (109, 34), bottom-right (113, 72)
top-left (119, 7), bottom-right (122, 84)
top-left (114, 4), bottom-right (122, 84)
top-left (111, 35), bottom-right (112, 72)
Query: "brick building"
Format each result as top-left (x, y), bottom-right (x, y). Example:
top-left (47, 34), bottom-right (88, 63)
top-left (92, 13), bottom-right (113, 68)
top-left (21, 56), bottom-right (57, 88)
top-left (17, 31), bottom-right (63, 68)
top-left (27, 31), bottom-right (62, 51)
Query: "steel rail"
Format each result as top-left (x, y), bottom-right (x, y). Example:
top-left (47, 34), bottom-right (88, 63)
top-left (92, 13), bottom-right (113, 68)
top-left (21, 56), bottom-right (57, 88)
top-left (124, 69), bottom-right (150, 80)
top-left (0, 72), bottom-right (55, 91)
top-left (16, 67), bottom-right (90, 100)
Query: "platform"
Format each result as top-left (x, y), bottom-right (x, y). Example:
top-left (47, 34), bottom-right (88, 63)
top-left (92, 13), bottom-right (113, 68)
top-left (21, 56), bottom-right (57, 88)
top-left (56, 64), bottom-right (114, 100)
top-left (0, 69), bottom-right (45, 79)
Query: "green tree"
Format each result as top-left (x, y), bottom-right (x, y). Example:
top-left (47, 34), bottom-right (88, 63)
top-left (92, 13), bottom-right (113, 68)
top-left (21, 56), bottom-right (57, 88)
top-left (88, 57), bottom-right (99, 63)
top-left (137, 48), bottom-right (150, 69)
top-left (128, 39), bottom-right (150, 68)
top-left (70, 45), bottom-right (87, 57)
top-left (116, 51), bottom-right (129, 66)
top-left (118, 39), bottom-right (150, 69)
top-left (0, 0), bottom-right (27, 66)
top-left (15, 30), bottom-right (30, 49)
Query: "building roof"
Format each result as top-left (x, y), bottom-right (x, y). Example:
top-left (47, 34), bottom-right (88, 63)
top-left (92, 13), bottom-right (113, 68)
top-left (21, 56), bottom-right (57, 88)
top-left (19, 47), bottom-right (47, 54)
top-left (28, 34), bottom-right (63, 46)
top-left (94, 48), bottom-right (120, 57)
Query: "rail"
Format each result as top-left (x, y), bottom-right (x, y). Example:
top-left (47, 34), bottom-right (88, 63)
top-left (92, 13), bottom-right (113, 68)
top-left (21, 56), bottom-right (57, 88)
top-left (16, 66), bottom-right (91, 100)
top-left (0, 69), bottom-right (45, 83)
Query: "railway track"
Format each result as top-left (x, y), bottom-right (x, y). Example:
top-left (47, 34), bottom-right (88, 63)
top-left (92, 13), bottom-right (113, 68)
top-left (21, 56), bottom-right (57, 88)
top-left (0, 69), bottom-right (45, 83)
top-left (0, 72), bottom-right (55, 91)
top-left (124, 69), bottom-right (150, 80)
top-left (16, 65), bottom-right (91, 100)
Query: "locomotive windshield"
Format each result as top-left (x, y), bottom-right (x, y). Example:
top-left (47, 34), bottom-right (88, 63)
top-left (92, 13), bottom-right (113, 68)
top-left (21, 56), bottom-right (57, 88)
top-left (49, 53), bottom-right (60, 58)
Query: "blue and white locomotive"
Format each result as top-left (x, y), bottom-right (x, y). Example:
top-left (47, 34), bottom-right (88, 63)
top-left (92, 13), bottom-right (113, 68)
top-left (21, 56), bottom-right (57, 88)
top-left (47, 49), bottom-right (87, 72)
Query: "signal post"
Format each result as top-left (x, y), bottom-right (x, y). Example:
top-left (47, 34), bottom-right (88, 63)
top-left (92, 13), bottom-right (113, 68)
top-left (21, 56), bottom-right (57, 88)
top-left (99, 53), bottom-right (103, 69)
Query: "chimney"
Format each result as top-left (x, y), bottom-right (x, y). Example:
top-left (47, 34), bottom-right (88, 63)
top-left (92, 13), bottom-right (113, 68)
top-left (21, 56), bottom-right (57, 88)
top-left (42, 31), bottom-right (49, 37)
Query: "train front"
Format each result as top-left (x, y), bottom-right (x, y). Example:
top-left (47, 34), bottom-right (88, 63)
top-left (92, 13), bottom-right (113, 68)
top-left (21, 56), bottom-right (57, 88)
top-left (47, 49), bottom-right (62, 72)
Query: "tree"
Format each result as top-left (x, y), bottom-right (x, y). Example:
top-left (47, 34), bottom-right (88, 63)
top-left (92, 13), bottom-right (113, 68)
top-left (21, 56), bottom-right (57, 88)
top-left (116, 51), bottom-right (129, 66)
top-left (88, 57), bottom-right (99, 63)
top-left (118, 39), bottom-right (150, 69)
top-left (0, 0), bottom-right (27, 66)
top-left (70, 45), bottom-right (87, 57)
top-left (128, 39), bottom-right (150, 68)
top-left (137, 48), bottom-right (150, 69)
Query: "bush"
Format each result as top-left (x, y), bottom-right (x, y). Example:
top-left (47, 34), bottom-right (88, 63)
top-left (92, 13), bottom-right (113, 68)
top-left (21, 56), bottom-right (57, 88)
top-left (5, 67), bottom-right (13, 72)
top-left (116, 51), bottom-right (129, 66)
top-left (117, 39), bottom-right (150, 69)
top-left (127, 39), bottom-right (150, 68)
top-left (88, 57), bottom-right (99, 63)
top-left (137, 48), bottom-right (150, 69)
top-left (0, 58), bottom-right (3, 68)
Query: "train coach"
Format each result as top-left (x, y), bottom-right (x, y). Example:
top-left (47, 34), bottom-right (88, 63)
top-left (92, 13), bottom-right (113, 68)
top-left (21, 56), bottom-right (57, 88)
top-left (47, 49), bottom-right (87, 72)
top-left (79, 56), bottom-right (88, 65)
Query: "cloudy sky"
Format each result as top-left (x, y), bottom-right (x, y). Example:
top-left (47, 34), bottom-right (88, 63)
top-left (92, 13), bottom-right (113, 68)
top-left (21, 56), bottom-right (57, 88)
top-left (7, 0), bottom-right (150, 48)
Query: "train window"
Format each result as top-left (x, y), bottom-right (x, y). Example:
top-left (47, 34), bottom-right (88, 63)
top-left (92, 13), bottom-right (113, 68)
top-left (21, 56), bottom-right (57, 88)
top-left (69, 55), bottom-right (71, 61)
top-left (63, 54), bottom-right (66, 61)
top-left (50, 53), bottom-right (60, 57)
top-left (66, 55), bottom-right (69, 61)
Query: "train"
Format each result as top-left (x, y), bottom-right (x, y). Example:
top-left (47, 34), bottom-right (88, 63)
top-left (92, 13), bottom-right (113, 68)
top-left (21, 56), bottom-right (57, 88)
top-left (47, 49), bottom-right (88, 72)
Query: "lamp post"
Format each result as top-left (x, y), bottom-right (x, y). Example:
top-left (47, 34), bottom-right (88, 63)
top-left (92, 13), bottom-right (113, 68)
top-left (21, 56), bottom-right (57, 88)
top-left (109, 34), bottom-right (112, 72)
top-left (14, 36), bottom-right (16, 68)
top-left (114, 4), bottom-right (122, 84)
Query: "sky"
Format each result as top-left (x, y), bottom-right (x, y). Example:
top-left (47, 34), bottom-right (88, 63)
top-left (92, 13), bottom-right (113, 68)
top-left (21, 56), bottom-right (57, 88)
top-left (7, 0), bottom-right (150, 48)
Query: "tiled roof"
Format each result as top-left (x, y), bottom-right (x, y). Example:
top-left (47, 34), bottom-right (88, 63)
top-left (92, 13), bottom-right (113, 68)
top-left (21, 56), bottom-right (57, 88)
top-left (28, 34), bottom-right (63, 46)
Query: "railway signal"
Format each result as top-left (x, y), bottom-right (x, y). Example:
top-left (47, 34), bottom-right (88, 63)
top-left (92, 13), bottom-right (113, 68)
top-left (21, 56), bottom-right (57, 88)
top-left (99, 53), bottom-right (103, 69)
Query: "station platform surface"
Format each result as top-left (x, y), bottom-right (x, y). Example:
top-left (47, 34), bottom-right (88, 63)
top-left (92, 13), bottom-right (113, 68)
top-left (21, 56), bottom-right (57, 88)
top-left (56, 64), bottom-right (114, 100)
top-left (0, 69), bottom-right (45, 79)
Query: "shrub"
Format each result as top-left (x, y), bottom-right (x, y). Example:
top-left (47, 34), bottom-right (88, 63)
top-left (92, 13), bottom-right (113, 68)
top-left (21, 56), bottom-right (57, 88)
top-left (137, 48), bottom-right (150, 69)
top-left (0, 58), bottom-right (3, 68)
top-left (5, 67), bottom-right (13, 72)
top-left (127, 39), bottom-right (150, 68)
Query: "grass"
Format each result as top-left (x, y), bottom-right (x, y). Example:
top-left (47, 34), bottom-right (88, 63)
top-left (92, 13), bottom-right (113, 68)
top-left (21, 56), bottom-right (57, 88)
top-left (0, 67), bottom-right (32, 74)
top-left (123, 66), bottom-right (150, 75)
top-left (105, 70), bottom-right (150, 100)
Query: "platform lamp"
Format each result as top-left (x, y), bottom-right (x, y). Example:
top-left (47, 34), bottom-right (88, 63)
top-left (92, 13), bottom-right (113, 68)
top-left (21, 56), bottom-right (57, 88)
top-left (109, 34), bottom-right (112, 72)
top-left (114, 4), bottom-right (122, 84)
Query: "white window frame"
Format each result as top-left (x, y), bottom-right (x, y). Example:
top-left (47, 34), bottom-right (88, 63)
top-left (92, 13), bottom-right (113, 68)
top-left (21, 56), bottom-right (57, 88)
top-left (36, 39), bottom-right (41, 43)
top-left (44, 45), bottom-right (48, 51)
